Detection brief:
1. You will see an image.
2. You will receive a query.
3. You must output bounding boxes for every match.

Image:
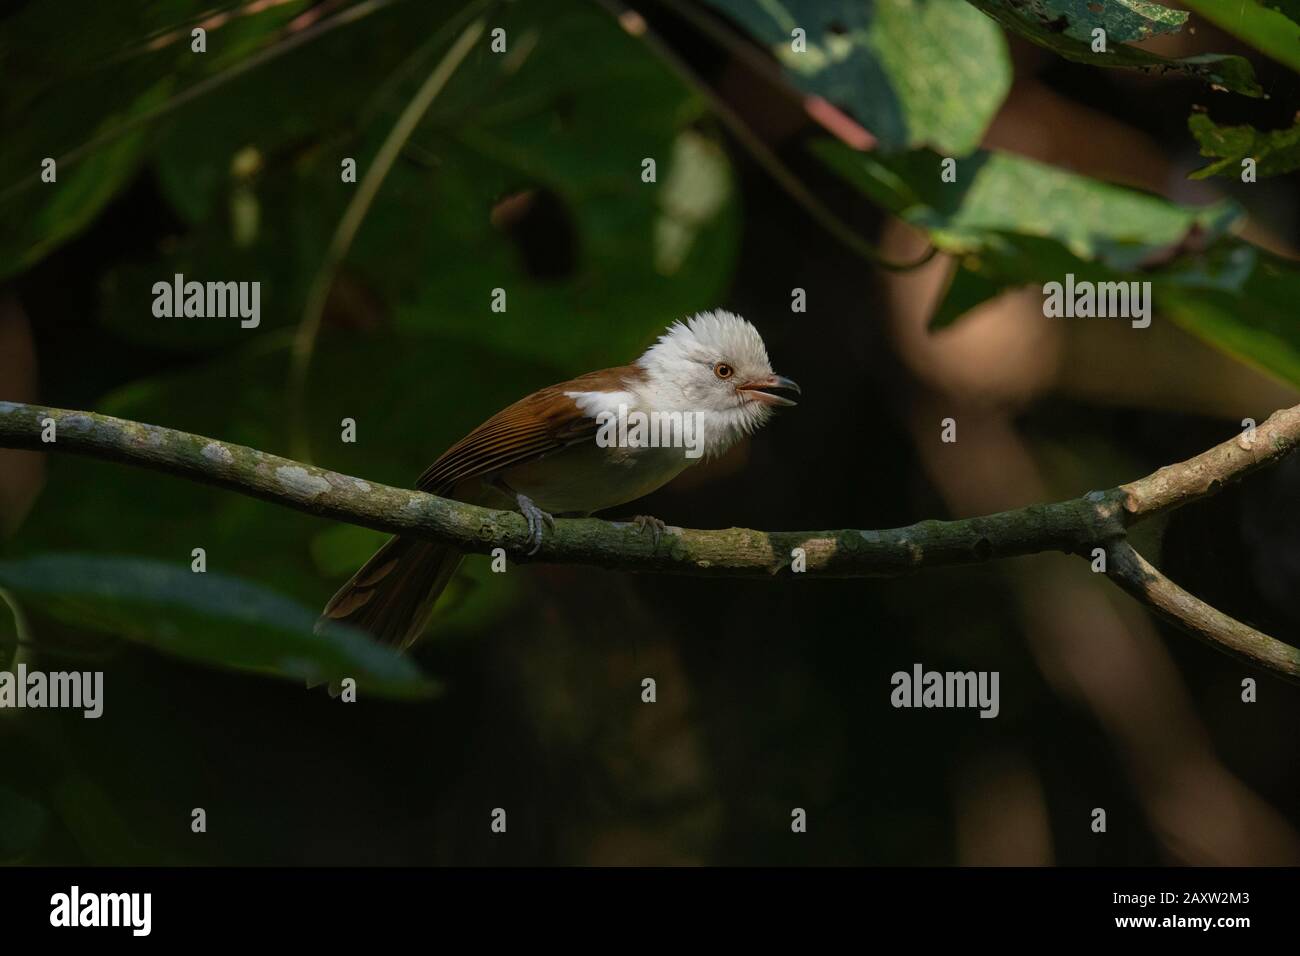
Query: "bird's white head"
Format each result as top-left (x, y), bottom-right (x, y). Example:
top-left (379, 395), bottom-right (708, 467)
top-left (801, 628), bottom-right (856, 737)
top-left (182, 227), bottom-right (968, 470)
top-left (634, 310), bottom-right (800, 458)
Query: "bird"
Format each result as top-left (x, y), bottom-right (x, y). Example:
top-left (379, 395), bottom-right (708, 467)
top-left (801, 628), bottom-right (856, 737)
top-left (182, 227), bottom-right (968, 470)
top-left (319, 310), bottom-right (800, 652)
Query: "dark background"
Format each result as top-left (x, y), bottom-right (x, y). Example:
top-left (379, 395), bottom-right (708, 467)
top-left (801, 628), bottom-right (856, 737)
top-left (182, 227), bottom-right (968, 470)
top-left (0, 0), bottom-right (1297, 865)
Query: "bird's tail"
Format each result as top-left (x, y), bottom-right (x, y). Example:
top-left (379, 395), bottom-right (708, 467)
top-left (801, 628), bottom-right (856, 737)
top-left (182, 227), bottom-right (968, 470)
top-left (318, 535), bottom-right (463, 652)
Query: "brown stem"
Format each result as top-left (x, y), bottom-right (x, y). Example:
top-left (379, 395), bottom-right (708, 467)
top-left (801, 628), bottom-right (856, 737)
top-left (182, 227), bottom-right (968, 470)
top-left (1, 400), bottom-right (1298, 681)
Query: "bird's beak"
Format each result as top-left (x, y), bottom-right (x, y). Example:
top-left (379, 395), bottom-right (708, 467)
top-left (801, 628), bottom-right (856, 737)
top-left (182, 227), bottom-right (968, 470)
top-left (738, 374), bottom-right (801, 407)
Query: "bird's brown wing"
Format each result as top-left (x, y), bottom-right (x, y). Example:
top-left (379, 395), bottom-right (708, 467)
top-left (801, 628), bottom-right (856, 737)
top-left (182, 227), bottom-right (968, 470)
top-left (322, 365), bottom-right (643, 653)
top-left (416, 364), bottom-right (643, 495)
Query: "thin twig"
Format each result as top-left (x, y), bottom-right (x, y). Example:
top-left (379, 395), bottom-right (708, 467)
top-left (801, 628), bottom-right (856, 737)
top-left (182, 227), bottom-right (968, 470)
top-left (286, 12), bottom-right (488, 462)
top-left (1118, 404), bottom-right (1300, 519)
top-left (1106, 540), bottom-right (1300, 682)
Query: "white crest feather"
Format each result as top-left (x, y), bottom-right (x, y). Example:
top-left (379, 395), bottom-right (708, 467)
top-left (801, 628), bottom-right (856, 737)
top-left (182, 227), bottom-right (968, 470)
top-left (636, 309), bottom-right (771, 378)
top-left (629, 310), bottom-right (780, 459)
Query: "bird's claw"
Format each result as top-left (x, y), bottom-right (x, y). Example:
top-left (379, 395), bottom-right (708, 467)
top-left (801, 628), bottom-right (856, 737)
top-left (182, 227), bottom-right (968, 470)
top-left (632, 514), bottom-right (667, 547)
top-left (517, 493), bottom-right (555, 556)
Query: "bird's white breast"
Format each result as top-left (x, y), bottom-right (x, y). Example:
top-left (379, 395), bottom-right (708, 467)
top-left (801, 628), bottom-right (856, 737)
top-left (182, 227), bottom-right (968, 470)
top-left (495, 387), bottom-right (699, 514)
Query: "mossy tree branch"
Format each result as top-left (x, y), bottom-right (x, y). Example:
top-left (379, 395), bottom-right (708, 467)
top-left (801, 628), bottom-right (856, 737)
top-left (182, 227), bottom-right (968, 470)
top-left (2, 400), bottom-right (1298, 682)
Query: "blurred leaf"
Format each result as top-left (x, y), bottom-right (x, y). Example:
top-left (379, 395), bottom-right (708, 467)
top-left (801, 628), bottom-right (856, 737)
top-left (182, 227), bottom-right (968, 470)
top-left (121, 0), bottom-right (738, 367)
top-left (0, 83), bottom-right (168, 281)
top-left (0, 0), bottom-right (314, 279)
top-left (1159, 251), bottom-right (1300, 389)
top-left (1188, 112), bottom-right (1300, 179)
top-left (5, 0), bottom-right (738, 360)
top-left (812, 143), bottom-right (1240, 266)
top-left (48, 771), bottom-right (173, 866)
top-left (4, 333), bottom-right (554, 641)
top-left (656, 131), bottom-right (732, 274)
top-left (930, 231), bottom-right (1141, 330)
top-left (702, 0), bottom-right (1010, 154)
top-left (0, 554), bottom-right (435, 698)
top-left (811, 139), bottom-right (1300, 388)
top-left (1179, 0), bottom-right (1300, 73)
top-left (931, 261), bottom-right (1006, 329)
top-left (967, 0), bottom-right (1264, 96)
top-left (1265, 0), bottom-right (1300, 22)
top-left (374, 0), bottom-right (737, 366)
top-left (0, 785), bottom-right (48, 861)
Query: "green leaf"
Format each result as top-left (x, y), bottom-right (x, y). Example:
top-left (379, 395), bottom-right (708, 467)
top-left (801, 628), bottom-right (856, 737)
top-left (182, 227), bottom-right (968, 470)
top-left (3, 0), bottom-right (738, 361)
top-left (0, 0), bottom-right (314, 279)
top-left (4, 332), bottom-right (548, 649)
top-left (1188, 112), bottom-right (1300, 179)
top-left (134, 0), bottom-right (738, 367)
top-left (701, 0), bottom-right (1011, 154)
top-left (1159, 251), bottom-right (1300, 390)
top-left (813, 138), bottom-right (1300, 389)
top-left (1262, 0), bottom-right (1300, 25)
top-left (813, 144), bottom-right (1240, 265)
top-left (979, 0), bottom-right (1191, 42)
top-left (0, 83), bottom-right (168, 281)
top-left (931, 263), bottom-right (1007, 329)
top-left (0, 786), bottom-right (49, 861)
top-left (967, 0), bottom-right (1264, 96)
top-left (0, 554), bottom-right (435, 698)
top-left (1179, 0), bottom-right (1300, 74)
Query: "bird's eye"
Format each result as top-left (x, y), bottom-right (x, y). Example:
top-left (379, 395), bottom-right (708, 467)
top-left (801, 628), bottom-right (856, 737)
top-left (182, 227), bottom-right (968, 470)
top-left (714, 362), bottom-right (734, 380)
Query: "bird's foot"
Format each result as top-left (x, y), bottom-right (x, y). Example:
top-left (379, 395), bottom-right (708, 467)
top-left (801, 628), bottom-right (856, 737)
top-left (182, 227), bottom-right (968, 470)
top-left (632, 514), bottom-right (667, 546)
top-left (516, 493), bottom-right (555, 556)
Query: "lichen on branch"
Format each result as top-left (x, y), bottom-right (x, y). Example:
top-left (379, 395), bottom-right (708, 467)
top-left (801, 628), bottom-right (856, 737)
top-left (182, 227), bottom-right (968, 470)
top-left (1, 400), bottom-right (1298, 682)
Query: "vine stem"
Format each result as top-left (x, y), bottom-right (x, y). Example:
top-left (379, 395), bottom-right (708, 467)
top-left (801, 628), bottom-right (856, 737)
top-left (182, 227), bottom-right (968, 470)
top-left (287, 12), bottom-right (489, 462)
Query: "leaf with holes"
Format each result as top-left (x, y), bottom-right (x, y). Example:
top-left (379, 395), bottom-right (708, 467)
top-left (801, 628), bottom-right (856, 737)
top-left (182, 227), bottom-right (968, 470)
top-left (983, 0), bottom-right (1190, 43)
top-left (701, 0), bottom-right (1010, 155)
top-left (1188, 113), bottom-right (1300, 179)
top-left (967, 0), bottom-right (1263, 96)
